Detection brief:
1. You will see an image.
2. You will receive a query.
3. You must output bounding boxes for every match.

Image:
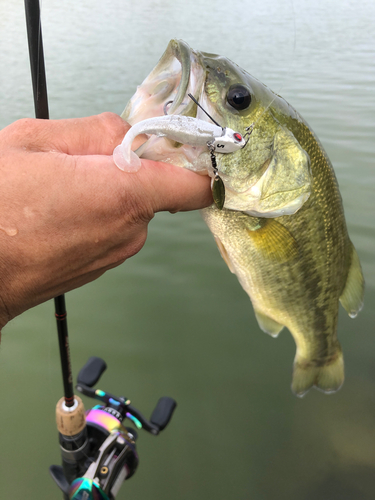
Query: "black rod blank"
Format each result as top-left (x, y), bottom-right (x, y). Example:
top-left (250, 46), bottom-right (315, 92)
top-left (24, 0), bottom-right (74, 407)
top-left (55, 295), bottom-right (74, 406)
top-left (24, 0), bottom-right (49, 119)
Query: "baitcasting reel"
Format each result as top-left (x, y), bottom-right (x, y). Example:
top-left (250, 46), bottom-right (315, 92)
top-left (50, 357), bottom-right (177, 500)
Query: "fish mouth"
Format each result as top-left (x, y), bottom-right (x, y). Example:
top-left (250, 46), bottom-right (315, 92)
top-left (123, 39), bottom-right (205, 124)
top-left (121, 40), bottom-right (213, 171)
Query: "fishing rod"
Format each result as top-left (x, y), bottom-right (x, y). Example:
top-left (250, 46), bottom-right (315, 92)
top-left (24, 2), bottom-right (177, 498)
top-left (24, 0), bottom-right (88, 493)
top-left (24, 0), bottom-right (74, 409)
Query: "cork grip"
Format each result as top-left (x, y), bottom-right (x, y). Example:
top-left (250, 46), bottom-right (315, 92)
top-left (56, 396), bottom-right (86, 436)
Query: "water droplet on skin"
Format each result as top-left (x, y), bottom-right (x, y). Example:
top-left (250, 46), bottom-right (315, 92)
top-left (0, 225), bottom-right (18, 236)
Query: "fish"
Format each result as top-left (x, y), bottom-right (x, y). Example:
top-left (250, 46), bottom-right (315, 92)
top-left (118, 39), bottom-right (365, 396)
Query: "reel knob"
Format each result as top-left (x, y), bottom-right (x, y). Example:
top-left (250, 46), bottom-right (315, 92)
top-left (150, 397), bottom-right (177, 431)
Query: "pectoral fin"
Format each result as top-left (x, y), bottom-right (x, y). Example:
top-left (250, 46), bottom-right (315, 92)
top-left (339, 244), bottom-right (365, 318)
top-left (245, 218), bottom-right (299, 263)
top-left (254, 309), bottom-right (284, 337)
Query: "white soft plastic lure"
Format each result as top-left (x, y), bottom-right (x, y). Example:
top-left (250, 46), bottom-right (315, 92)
top-left (113, 115), bottom-right (246, 172)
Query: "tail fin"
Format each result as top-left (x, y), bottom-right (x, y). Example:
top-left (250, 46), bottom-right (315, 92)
top-left (291, 348), bottom-right (344, 397)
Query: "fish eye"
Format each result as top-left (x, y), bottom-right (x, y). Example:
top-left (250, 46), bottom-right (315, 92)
top-left (227, 85), bottom-right (251, 110)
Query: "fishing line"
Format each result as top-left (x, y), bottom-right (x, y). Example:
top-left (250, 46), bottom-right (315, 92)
top-left (188, 93), bottom-right (222, 127)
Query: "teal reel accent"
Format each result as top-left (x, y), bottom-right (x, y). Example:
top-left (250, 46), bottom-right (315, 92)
top-left (69, 478), bottom-right (109, 500)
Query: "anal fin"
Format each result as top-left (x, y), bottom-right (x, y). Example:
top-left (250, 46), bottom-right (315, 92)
top-left (254, 309), bottom-right (284, 338)
top-left (340, 244), bottom-right (365, 318)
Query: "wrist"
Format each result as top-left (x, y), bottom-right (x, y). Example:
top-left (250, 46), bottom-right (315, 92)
top-left (0, 294), bottom-right (10, 332)
top-left (0, 272), bottom-right (12, 332)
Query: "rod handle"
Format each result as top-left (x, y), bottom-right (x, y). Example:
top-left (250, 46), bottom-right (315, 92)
top-left (56, 396), bottom-right (86, 436)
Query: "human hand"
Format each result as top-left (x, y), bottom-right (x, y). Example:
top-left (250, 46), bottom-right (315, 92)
top-left (0, 113), bottom-right (212, 331)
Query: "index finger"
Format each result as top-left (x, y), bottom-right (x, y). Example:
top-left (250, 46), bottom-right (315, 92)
top-left (8, 113), bottom-right (129, 156)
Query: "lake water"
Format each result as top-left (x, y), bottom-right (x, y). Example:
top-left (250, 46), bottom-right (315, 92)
top-left (1, 0), bottom-right (375, 499)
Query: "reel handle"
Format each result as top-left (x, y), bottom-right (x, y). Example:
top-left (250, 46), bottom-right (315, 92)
top-left (76, 357), bottom-right (177, 435)
top-left (151, 397), bottom-right (177, 431)
top-left (77, 356), bottom-right (107, 387)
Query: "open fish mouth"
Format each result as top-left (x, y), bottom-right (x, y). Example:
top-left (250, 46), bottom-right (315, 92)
top-left (121, 40), bottom-right (213, 172)
top-left (123, 40), bottom-right (204, 124)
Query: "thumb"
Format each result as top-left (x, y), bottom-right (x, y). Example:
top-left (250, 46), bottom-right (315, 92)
top-left (131, 159), bottom-right (213, 213)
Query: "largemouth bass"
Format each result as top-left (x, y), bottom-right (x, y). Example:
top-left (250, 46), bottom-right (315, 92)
top-left (118, 39), bottom-right (364, 396)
